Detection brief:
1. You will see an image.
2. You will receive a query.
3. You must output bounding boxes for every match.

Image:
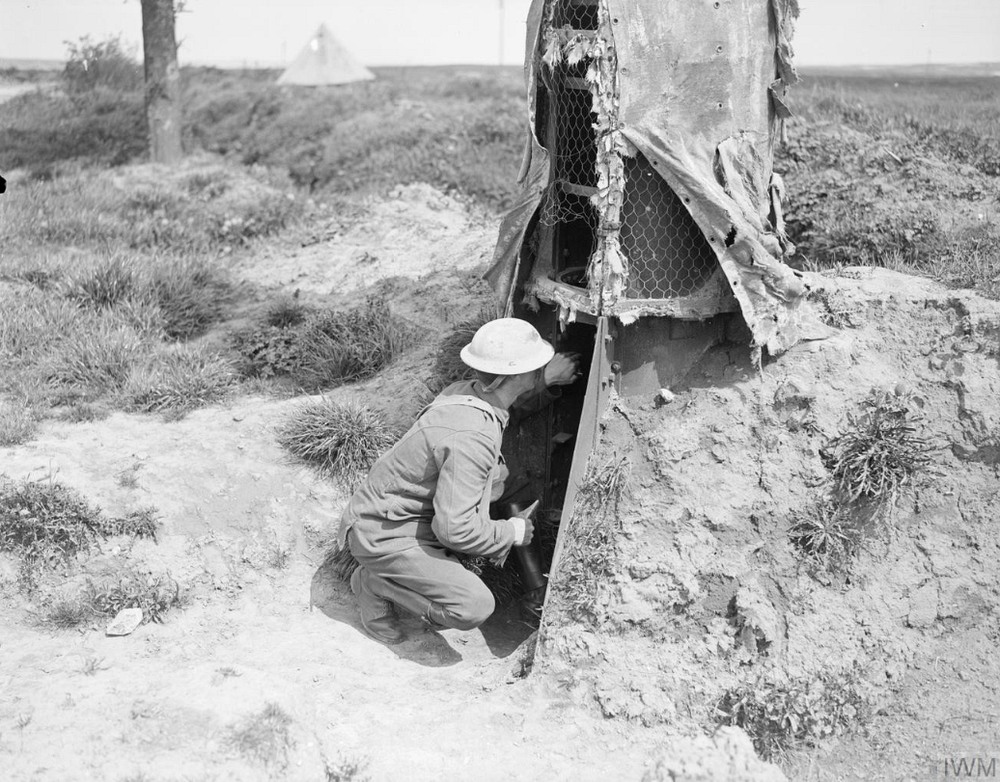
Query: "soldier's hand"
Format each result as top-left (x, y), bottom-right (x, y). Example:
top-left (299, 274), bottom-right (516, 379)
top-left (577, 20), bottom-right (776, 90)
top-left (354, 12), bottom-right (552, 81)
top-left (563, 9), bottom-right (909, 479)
top-left (513, 515), bottom-right (535, 546)
top-left (543, 352), bottom-right (581, 386)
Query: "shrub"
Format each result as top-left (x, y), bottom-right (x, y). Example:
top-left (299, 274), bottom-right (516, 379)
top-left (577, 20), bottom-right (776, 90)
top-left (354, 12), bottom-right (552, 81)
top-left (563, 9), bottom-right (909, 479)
top-left (62, 35), bottom-right (142, 95)
top-left (825, 389), bottom-right (932, 503)
top-left (0, 89), bottom-right (146, 170)
top-left (277, 399), bottom-right (396, 485)
top-left (293, 299), bottom-right (412, 390)
top-left (83, 568), bottom-right (182, 624)
top-left (121, 347), bottom-right (236, 416)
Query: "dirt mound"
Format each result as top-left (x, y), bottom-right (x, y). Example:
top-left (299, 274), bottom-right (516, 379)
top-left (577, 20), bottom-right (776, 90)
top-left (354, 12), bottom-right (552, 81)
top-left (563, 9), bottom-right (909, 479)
top-left (539, 267), bottom-right (1000, 777)
top-left (239, 183), bottom-right (498, 298)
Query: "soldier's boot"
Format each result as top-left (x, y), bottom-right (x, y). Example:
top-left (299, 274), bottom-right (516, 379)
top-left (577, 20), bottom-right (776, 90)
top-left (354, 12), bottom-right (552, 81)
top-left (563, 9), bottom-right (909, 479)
top-left (364, 572), bottom-right (466, 630)
top-left (350, 567), bottom-right (405, 645)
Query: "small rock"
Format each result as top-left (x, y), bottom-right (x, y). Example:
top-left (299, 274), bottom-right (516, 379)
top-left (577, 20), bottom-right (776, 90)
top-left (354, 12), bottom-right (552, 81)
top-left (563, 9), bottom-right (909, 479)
top-left (655, 388), bottom-right (675, 406)
top-left (106, 608), bottom-right (144, 637)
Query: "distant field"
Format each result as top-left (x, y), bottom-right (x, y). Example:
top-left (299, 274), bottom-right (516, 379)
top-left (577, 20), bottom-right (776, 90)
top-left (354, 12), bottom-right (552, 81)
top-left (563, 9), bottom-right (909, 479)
top-left (0, 61), bottom-right (997, 294)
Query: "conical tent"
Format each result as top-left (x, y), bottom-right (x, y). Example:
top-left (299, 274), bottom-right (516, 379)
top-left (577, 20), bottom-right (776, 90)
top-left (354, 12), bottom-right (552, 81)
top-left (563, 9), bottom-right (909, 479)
top-left (277, 24), bottom-right (374, 86)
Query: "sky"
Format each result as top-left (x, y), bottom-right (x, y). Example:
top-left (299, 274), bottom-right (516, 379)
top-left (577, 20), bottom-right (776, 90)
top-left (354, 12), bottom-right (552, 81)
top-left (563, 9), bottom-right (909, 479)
top-left (1, 0), bottom-right (999, 68)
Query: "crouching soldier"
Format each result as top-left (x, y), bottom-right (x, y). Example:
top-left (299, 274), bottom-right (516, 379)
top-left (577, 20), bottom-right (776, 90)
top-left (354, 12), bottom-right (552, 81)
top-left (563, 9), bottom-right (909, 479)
top-left (337, 318), bottom-right (579, 644)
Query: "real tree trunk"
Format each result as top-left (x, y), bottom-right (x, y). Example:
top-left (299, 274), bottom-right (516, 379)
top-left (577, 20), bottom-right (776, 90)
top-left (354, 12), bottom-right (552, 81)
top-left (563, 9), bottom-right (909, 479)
top-left (140, 0), bottom-right (182, 164)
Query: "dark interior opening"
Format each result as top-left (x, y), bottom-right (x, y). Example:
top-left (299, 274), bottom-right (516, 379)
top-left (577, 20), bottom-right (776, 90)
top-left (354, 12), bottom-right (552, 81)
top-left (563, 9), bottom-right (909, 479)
top-left (494, 313), bottom-right (597, 621)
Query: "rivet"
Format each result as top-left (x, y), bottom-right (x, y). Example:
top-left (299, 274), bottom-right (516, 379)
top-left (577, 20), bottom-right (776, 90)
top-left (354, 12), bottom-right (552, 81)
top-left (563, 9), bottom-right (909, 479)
top-left (714, 1), bottom-right (721, 8)
top-left (716, 45), bottom-right (724, 54)
top-left (717, 102), bottom-right (724, 109)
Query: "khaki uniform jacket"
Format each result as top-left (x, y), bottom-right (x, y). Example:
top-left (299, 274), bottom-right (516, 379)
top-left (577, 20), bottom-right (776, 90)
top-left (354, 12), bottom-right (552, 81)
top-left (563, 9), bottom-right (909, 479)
top-left (338, 380), bottom-right (518, 561)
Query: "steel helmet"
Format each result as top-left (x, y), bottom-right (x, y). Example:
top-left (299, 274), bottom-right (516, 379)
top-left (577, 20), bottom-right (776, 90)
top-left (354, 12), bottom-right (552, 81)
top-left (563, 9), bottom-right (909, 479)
top-left (460, 318), bottom-right (554, 375)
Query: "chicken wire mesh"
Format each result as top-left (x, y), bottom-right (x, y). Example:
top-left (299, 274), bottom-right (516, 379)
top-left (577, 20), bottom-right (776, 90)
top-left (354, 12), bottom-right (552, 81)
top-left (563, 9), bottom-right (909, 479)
top-left (620, 153), bottom-right (719, 299)
top-left (553, 0), bottom-right (599, 29)
top-left (538, 53), bottom-right (599, 232)
top-left (536, 0), bottom-right (718, 301)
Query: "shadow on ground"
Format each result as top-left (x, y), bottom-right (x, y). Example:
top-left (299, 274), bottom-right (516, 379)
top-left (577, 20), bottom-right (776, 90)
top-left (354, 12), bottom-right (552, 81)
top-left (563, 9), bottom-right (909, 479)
top-left (310, 560), bottom-right (534, 667)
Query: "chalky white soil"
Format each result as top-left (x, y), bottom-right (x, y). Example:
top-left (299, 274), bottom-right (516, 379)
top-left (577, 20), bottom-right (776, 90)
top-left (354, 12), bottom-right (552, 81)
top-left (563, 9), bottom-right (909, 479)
top-left (3, 181), bottom-right (997, 782)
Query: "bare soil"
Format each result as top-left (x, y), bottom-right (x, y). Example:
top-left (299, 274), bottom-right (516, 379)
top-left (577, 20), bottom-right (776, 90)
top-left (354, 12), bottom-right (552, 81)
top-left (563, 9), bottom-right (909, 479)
top-left (3, 181), bottom-right (998, 781)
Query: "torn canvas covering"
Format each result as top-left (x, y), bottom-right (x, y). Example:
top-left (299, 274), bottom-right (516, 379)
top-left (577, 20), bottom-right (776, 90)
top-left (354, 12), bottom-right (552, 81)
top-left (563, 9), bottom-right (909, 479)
top-left (485, 0), bottom-right (812, 353)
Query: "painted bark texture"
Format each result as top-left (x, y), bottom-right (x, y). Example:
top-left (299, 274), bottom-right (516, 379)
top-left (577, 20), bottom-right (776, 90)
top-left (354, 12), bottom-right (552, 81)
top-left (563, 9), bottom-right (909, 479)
top-left (140, 0), bottom-right (182, 164)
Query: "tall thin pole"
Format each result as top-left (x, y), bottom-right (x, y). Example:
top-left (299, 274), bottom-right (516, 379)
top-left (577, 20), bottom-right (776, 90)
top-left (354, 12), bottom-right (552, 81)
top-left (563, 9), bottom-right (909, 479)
top-left (498, 0), bottom-right (505, 65)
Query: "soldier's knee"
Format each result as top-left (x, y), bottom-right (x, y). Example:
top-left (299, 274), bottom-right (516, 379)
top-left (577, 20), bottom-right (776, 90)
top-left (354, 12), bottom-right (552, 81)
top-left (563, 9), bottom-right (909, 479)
top-left (451, 584), bottom-right (495, 630)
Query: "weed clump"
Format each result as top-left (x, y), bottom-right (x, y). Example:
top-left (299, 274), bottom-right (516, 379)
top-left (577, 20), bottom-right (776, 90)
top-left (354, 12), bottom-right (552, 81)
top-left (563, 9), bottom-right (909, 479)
top-left (83, 568), bottom-right (182, 624)
top-left (715, 669), bottom-right (875, 760)
top-left (325, 755), bottom-right (370, 782)
top-left (826, 389), bottom-right (932, 503)
top-left (789, 498), bottom-right (859, 570)
top-left (233, 298), bottom-right (412, 389)
top-left (790, 389), bottom-right (933, 572)
top-left (277, 400), bottom-right (395, 486)
top-left (551, 453), bottom-right (631, 624)
top-left (101, 507), bottom-right (160, 540)
top-left (0, 476), bottom-right (106, 564)
top-left (225, 703), bottom-right (295, 769)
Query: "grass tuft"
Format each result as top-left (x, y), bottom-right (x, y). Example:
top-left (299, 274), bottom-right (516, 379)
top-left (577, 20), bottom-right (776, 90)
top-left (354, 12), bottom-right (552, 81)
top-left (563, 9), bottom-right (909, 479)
top-left (825, 389), bottom-right (932, 504)
top-left (225, 703), bottom-right (295, 769)
top-left (292, 299), bottom-right (412, 390)
top-left (146, 257), bottom-right (234, 341)
top-left (46, 597), bottom-right (91, 629)
top-left (277, 400), bottom-right (396, 486)
top-left (62, 255), bottom-right (138, 311)
top-left (121, 347), bottom-right (236, 416)
top-left (0, 399), bottom-right (39, 446)
top-left (41, 317), bottom-right (146, 394)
